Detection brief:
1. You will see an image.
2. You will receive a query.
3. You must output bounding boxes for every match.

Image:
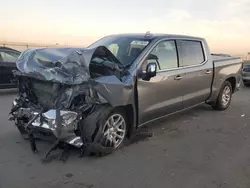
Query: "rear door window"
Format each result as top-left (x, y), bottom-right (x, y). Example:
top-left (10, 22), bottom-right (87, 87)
top-left (177, 40), bottom-right (205, 67)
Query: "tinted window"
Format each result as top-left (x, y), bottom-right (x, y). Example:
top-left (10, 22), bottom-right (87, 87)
top-left (148, 40), bottom-right (178, 70)
top-left (178, 40), bottom-right (205, 67)
top-left (0, 51), bottom-right (20, 63)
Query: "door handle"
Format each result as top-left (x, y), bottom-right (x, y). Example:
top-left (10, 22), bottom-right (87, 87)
top-left (205, 70), bottom-right (212, 74)
top-left (174, 75), bottom-right (183, 80)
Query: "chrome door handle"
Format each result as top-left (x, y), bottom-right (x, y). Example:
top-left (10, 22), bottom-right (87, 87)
top-left (205, 70), bottom-right (212, 74)
top-left (174, 75), bottom-right (183, 80)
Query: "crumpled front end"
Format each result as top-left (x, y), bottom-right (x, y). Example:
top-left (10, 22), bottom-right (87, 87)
top-left (11, 98), bottom-right (83, 147)
top-left (9, 46), bottom-right (135, 160)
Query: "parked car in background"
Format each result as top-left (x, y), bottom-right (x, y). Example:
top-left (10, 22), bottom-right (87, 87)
top-left (0, 47), bottom-right (20, 89)
top-left (10, 33), bottom-right (242, 157)
top-left (242, 61), bottom-right (250, 86)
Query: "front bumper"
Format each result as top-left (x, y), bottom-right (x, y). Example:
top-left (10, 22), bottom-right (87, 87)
top-left (12, 100), bottom-right (84, 148)
top-left (31, 118), bottom-right (84, 148)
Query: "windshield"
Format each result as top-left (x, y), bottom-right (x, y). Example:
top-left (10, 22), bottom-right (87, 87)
top-left (89, 36), bottom-right (152, 67)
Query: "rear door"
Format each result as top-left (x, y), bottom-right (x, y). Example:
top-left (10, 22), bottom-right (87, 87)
top-left (176, 40), bottom-right (213, 108)
top-left (0, 50), bottom-right (19, 86)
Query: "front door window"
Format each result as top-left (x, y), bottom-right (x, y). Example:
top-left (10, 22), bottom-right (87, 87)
top-left (148, 40), bottom-right (178, 70)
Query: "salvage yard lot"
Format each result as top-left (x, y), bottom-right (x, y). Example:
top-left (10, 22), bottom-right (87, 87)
top-left (1, 87), bottom-right (250, 188)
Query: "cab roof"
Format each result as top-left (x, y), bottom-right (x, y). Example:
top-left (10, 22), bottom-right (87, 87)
top-left (106, 33), bottom-right (204, 41)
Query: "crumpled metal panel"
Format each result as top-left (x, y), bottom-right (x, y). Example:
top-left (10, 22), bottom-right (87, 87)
top-left (15, 46), bottom-right (135, 108)
top-left (90, 74), bottom-right (135, 107)
top-left (15, 46), bottom-right (122, 85)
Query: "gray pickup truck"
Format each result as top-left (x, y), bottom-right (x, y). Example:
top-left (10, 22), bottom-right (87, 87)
top-left (10, 33), bottom-right (242, 158)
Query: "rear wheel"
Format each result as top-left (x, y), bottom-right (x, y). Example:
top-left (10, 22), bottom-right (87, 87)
top-left (212, 81), bottom-right (232, 110)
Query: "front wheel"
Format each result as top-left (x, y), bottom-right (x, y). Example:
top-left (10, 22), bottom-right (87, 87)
top-left (212, 81), bottom-right (232, 110)
top-left (101, 111), bottom-right (127, 149)
top-left (82, 106), bottom-right (128, 154)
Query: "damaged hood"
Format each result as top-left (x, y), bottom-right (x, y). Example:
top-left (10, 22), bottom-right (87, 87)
top-left (16, 46), bottom-right (123, 84)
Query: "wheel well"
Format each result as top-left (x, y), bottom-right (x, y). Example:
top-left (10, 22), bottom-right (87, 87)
top-left (226, 77), bottom-right (236, 92)
top-left (114, 104), bottom-right (134, 137)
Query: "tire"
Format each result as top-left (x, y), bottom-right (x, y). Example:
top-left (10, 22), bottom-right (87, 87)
top-left (212, 81), bottom-right (233, 111)
top-left (81, 106), bottom-right (127, 155)
top-left (99, 108), bottom-right (127, 149)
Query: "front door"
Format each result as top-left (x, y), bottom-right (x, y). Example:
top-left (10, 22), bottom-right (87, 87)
top-left (137, 40), bottom-right (185, 125)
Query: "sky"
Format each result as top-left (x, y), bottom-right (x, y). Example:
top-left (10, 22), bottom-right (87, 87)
top-left (1, 0), bottom-right (250, 55)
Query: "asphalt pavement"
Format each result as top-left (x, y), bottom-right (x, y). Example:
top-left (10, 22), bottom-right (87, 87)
top-left (1, 87), bottom-right (250, 188)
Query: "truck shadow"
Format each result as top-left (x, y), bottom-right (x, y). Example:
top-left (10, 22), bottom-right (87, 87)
top-left (126, 103), bottom-right (213, 146)
top-left (1, 103), bottom-right (214, 163)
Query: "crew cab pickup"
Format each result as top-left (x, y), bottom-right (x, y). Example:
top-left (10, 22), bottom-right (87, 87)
top-left (10, 33), bottom-right (242, 157)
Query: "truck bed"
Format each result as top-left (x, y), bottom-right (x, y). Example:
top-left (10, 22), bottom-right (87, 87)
top-left (212, 54), bottom-right (238, 61)
top-left (212, 56), bottom-right (242, 66)
top-left (207, 55), bottom-right (242, 104)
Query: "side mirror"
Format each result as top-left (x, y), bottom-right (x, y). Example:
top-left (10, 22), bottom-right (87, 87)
top-left (142, 62), bottom-right (157, 81)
